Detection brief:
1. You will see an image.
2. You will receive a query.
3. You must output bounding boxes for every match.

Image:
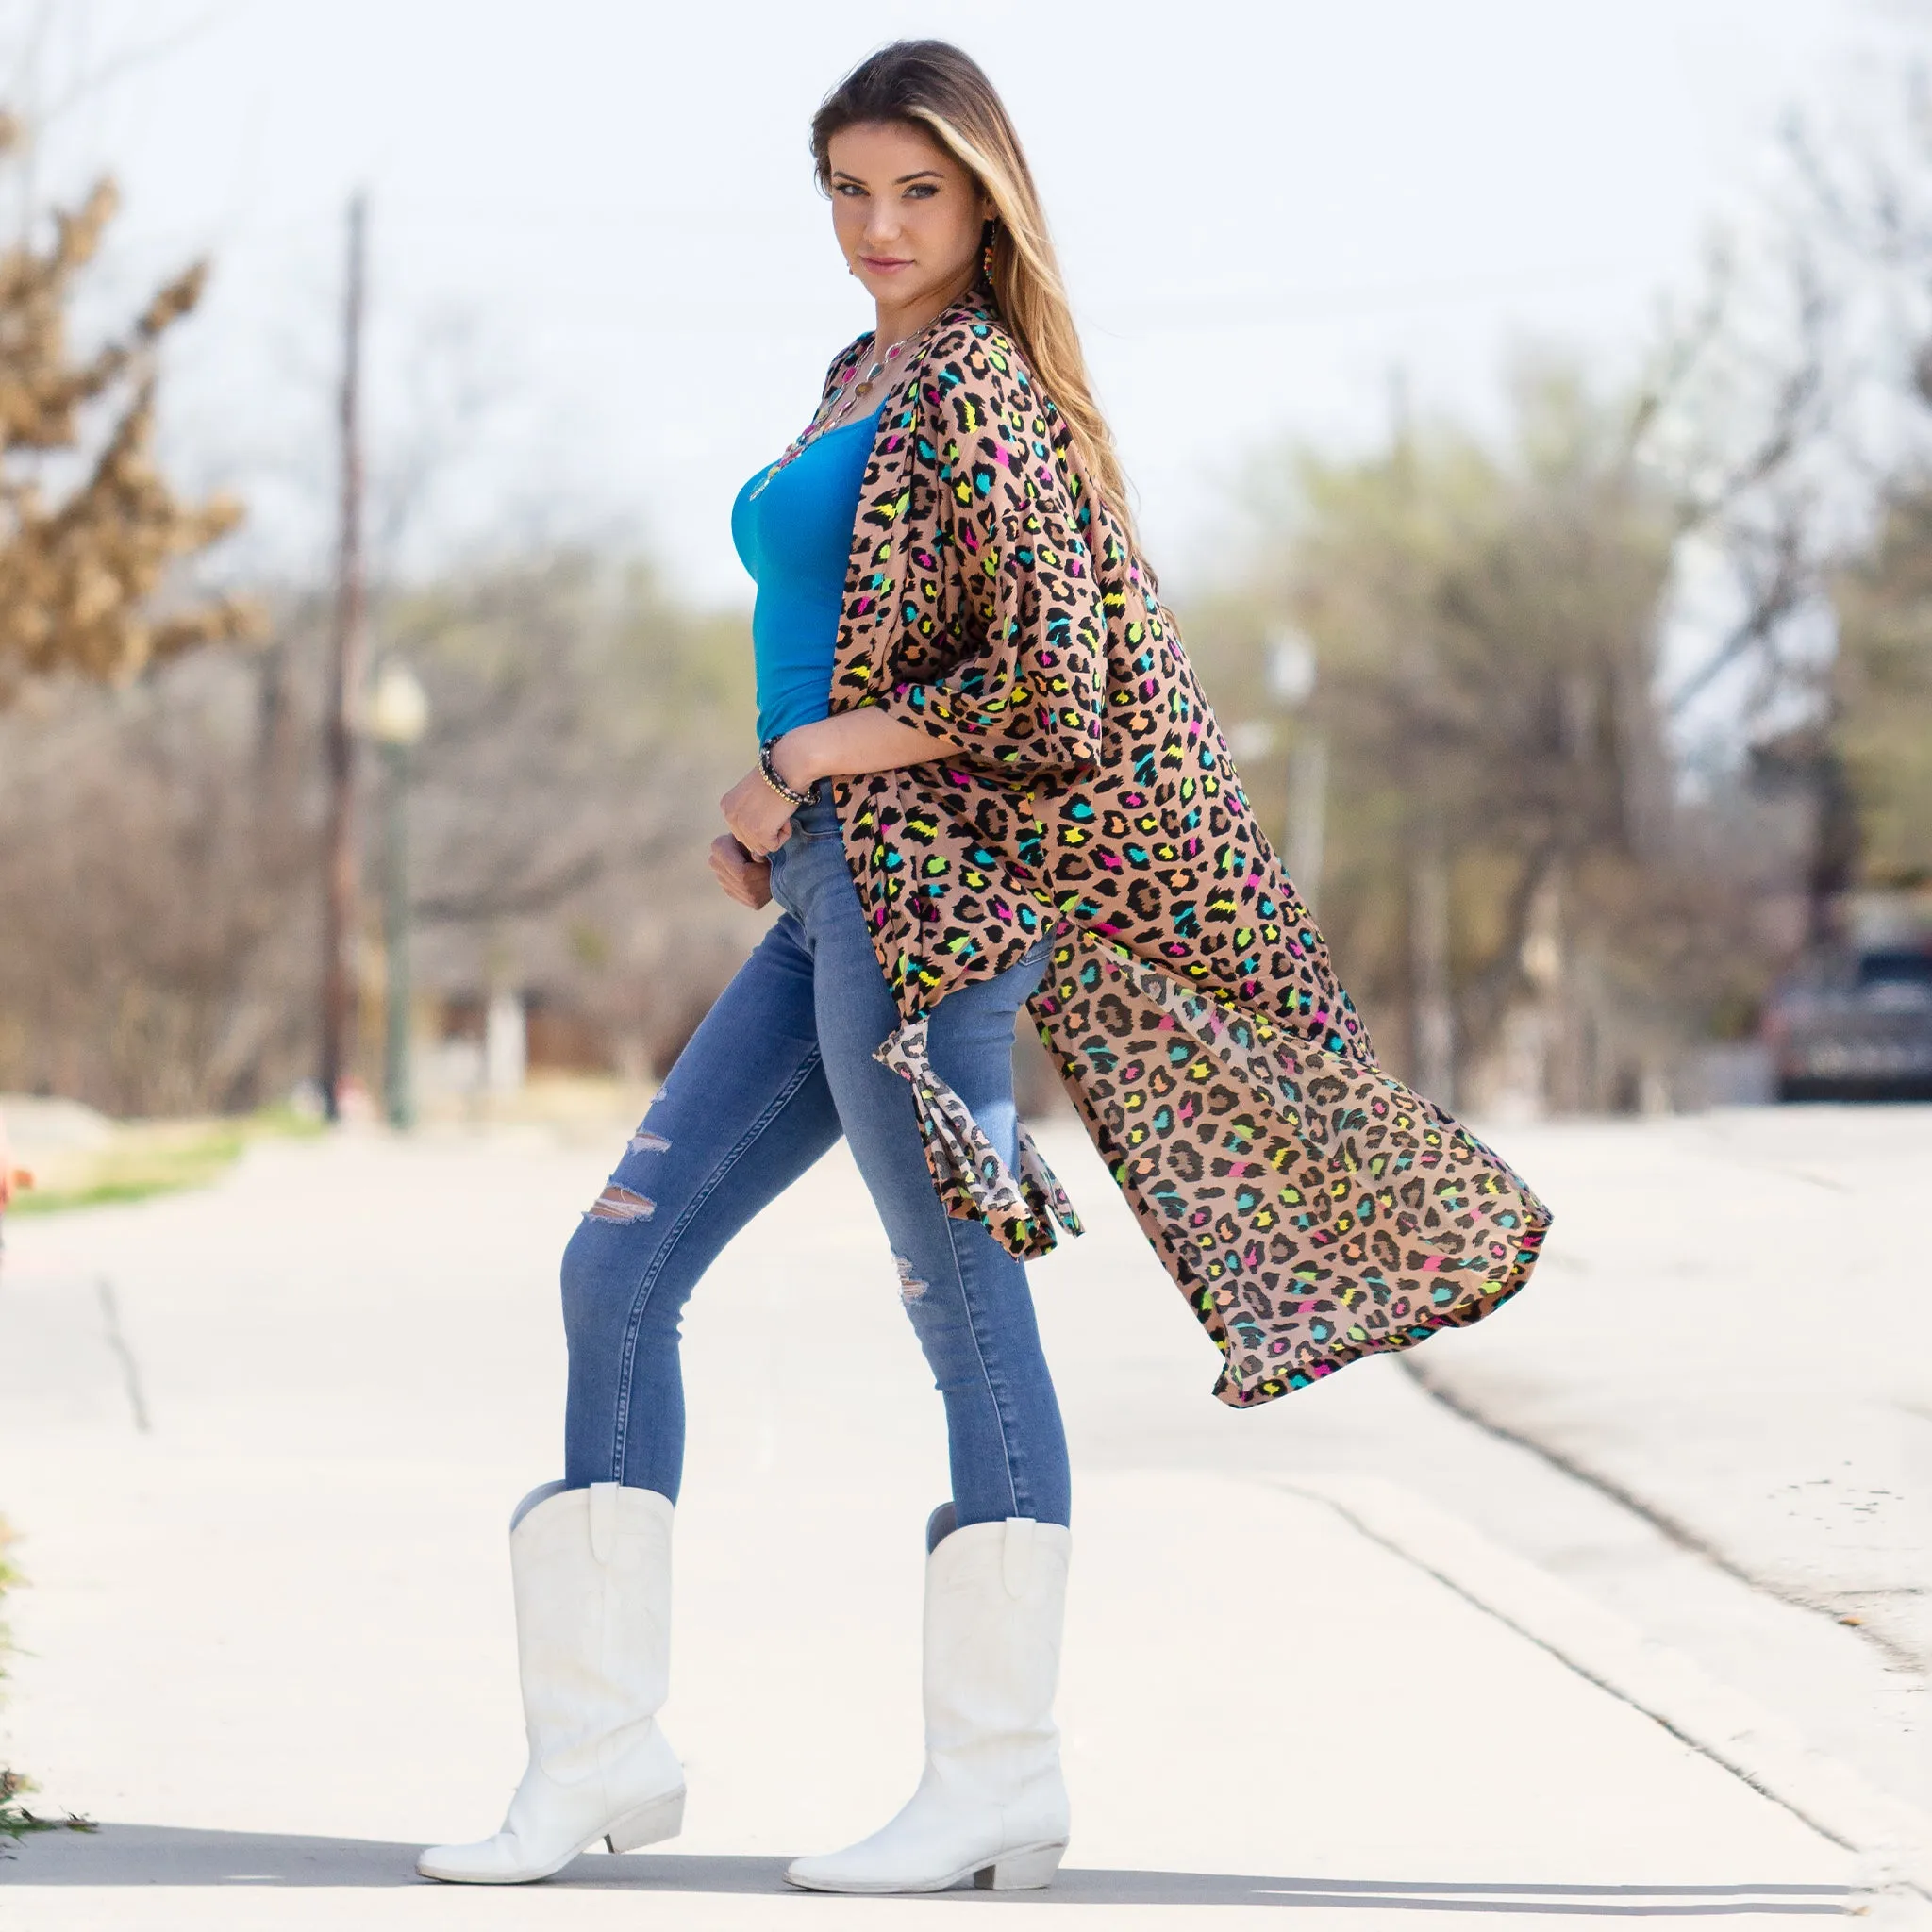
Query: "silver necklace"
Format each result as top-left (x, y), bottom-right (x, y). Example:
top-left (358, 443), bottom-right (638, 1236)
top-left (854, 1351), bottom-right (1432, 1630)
top-left (829, 334), bottom-right (910, 424)
top-left (851, 337), bottom-right (906, 396)
top-left (751, 335), bottom-right (912, 500)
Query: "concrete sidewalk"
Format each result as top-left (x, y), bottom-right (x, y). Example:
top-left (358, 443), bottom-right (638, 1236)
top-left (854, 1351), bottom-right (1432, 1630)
top-left (1405, 1105), bottom-right (1930, 1788)
top-left (0, 1115), bottom-right (1900, 1925)
top-left (1409, 1106), bottom-right (1932, 1638)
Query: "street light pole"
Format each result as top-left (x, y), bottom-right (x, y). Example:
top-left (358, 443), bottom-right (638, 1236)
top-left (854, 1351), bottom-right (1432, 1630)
top-left (380, 741), bottom-right (412, 1129)
top-left (1288, 730), bottom-right (1328, 920)
top-left (368, 660), bottom-right (429, 1130)
top-left (1410, 834), bottom-right (1456, 1104)
top-left (1267, 628), bottom-right (1326, 918)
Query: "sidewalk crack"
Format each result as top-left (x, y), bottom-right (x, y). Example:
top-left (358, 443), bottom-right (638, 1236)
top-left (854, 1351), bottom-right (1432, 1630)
top-left (97, 1276), bottom-right (153, 1434)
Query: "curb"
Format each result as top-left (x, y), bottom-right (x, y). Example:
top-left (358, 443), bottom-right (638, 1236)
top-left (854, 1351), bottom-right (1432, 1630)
top-left (1280, 1474), bottom-right (1931, 1907)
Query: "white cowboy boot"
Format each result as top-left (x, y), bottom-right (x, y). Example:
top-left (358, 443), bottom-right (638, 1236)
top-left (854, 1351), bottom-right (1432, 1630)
top-left (787, 1512), bottom-right (1072, 1894)
top-left (418, 1482), bottom-right (686, 1884)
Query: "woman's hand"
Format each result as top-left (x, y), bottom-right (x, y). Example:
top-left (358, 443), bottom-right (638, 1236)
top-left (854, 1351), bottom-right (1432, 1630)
top-left (708, 834), bottom-right (773, 909)
top-left (712, 713), bottom-right (970, 885)
top-left (721, 767), bottom-right (797, 858)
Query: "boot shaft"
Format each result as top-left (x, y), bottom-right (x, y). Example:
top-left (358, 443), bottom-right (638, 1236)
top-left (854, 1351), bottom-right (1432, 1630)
top-left (510, 1482), bottom-right (675, 1782)
top-left (921, 1518), bottom-right (1070, 1798)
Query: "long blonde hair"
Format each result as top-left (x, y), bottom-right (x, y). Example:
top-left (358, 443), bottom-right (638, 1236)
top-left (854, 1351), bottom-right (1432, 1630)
top-left (810, 40), bottom-right (1135, 545)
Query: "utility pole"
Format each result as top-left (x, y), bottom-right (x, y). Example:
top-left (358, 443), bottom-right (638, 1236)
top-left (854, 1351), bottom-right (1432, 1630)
top-left (320, 195), bottom-right (368, 1123)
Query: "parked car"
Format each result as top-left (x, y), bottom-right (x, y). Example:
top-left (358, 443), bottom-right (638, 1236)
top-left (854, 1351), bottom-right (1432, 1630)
top-left (1764, 944), bottom-right (1932, 1101)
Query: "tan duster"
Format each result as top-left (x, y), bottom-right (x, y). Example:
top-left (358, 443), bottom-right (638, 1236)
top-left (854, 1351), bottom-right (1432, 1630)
top-left (772, 295), bottom-right (1551, 1407)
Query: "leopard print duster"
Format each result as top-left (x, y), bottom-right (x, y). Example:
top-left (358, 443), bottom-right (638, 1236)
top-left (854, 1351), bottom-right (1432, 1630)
top-left (791, 295), bottom-right (1550, 1407)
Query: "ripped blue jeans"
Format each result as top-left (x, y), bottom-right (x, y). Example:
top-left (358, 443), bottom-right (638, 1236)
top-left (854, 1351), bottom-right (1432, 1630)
top-left (558, 793), bottom-right (1071, 1530)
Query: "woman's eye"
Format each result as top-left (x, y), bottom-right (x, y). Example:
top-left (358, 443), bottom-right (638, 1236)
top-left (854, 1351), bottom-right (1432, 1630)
top-left (905, 183), bottom-right (938, 200)
top-left (835, 182), bottom-right (866, 198)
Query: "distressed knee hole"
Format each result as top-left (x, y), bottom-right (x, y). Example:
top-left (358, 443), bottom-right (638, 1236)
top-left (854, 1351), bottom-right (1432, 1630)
top-left (627, 1129), bottom-right (670, 1156)
top-left (893, 1253), bottom-right (929, 1302)
top-left (586, 1182), bottom-right (655, 1224)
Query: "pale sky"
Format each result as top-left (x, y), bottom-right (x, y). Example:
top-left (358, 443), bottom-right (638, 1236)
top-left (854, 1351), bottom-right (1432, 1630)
top-left (15, 0), bottom-right (1908, 604)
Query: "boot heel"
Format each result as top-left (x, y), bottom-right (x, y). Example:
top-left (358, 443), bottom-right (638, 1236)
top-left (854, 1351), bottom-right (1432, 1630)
top-left (604, 1787), bottom-right (685, 1853)
top-left (976, 1841), bottom-right (1066, 1890)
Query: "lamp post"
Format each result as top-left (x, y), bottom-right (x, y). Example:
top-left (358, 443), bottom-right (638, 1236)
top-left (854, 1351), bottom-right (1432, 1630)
top-left (368, 660), bottom-right (429, 1129)
top-left (1267, 628), bottom-right (1326, 918)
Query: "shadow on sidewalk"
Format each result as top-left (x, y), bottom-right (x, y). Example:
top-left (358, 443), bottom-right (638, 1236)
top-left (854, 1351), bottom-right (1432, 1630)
top-left (1, 1824), bottom-right (1855, 1913)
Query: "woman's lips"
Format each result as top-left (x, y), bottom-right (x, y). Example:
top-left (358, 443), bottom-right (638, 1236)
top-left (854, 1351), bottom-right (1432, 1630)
top-left (861, 256), bottom-right (912, 272)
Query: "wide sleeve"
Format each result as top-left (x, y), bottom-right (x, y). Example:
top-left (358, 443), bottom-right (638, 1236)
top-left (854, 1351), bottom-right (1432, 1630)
top-left (871, 363), bottom-right (1108, 779)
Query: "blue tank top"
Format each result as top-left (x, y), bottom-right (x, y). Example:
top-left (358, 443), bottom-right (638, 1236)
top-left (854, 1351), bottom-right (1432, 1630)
top-left (731, 405), bottom-right (884, 743)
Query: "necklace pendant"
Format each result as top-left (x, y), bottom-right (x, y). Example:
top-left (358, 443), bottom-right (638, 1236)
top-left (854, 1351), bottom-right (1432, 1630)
top-left (855, 377), bottom-right (873, 394)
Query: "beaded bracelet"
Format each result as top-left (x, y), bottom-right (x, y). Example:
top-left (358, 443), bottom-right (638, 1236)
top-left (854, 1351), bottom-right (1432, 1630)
top-left (758, 737), bottom-right (818, 808)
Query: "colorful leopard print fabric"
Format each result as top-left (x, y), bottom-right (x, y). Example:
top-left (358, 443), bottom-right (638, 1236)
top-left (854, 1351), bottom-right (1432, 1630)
top-left (811, 296), bottom-right (1551, 1407)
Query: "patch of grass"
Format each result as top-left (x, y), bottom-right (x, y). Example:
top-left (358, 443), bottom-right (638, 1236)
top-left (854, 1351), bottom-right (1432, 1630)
top-left (0, 1767), bottom-right (95, 1844)
top-left (8, 1106), bottom-right (325, 1219)
top-left (0, 1520), bottom-right (93, 1849)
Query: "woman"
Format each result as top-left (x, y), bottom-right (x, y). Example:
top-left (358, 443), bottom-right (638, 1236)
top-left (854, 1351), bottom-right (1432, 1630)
top-left (420, 39), bottom-right (1549, 1897)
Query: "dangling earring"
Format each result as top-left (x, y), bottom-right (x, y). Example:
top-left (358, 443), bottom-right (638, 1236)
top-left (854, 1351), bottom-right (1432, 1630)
top-left (981, 221), bottom-right (998, 287)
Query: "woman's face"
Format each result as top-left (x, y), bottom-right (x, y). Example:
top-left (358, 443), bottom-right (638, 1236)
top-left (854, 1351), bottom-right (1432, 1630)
top-left (825, 119), bottom-right (991, 325)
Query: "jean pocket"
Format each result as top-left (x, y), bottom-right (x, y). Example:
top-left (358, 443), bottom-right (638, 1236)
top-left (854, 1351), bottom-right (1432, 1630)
top-left (787, 814), bottom-right (842, 843)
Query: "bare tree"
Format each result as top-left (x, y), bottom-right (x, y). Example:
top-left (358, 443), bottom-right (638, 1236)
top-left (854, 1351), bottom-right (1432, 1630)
top-left (1200, 355), bottom-right (1781, 1114)
top-left (0, 547), bottom-right (763, 1114)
